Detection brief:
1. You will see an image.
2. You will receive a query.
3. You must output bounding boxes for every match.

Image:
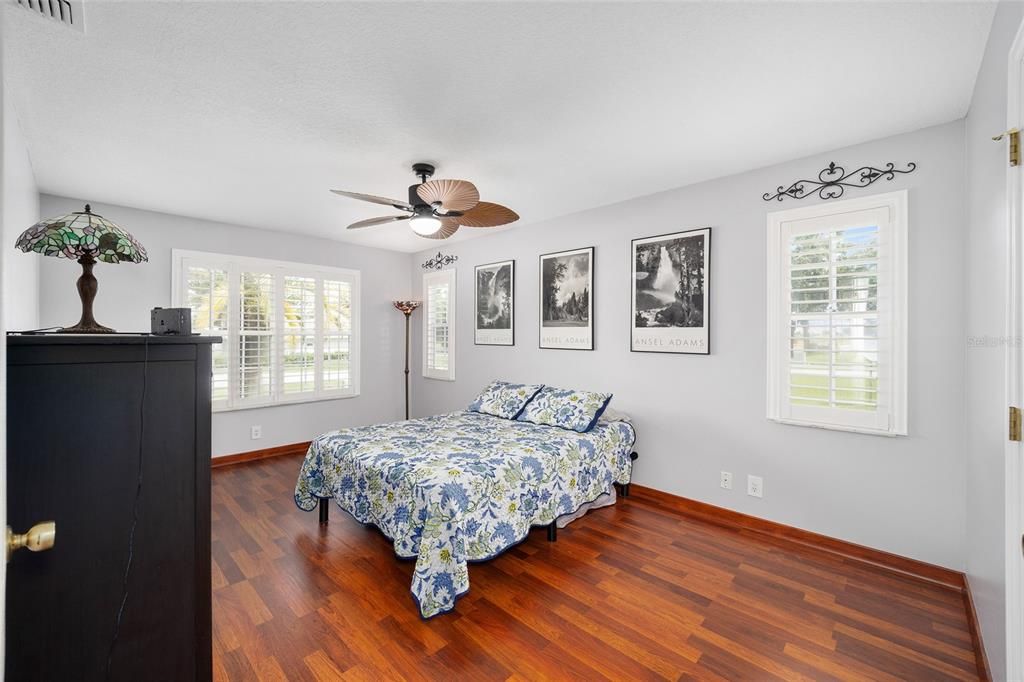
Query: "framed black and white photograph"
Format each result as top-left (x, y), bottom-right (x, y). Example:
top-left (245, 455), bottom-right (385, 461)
top-left (631, 228), bottom-right (710, 354)
top-left (539, 246), bottom-right (594, 350)
top-left (475, 260), bottom-right (515, 345)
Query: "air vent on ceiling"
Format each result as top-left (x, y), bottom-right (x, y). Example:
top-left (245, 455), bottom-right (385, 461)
top-left (13, 0), bottom-right (85, 33)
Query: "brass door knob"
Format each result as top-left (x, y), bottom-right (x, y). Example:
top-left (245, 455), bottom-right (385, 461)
top-left (6, 522), bottom-right (56, 562)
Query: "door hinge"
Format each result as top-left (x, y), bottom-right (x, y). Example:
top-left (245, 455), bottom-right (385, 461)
top-left (1010, 406), bottom-right (1022, 441)
top-left (993, 128), bottom-right (1021, 166)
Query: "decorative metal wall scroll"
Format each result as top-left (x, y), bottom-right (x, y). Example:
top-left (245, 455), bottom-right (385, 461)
top-left (422, 251), bottom-right (458, 270)
top-left (762, 161), bottom-right (916, 202)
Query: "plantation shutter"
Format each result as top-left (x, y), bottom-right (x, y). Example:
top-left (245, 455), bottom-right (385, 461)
top-left (321, 278), bottom-right (353, 392)
top-left (238, 271), bottom-right (276, 403)
top-left (767, 192), bottom-right (906, 435)
top-left (423, 269), bottom-right (456, 381)
top-left (282, 275), bottom-right (316, 396)
top-left (185, 264), bottom-right (230, 406)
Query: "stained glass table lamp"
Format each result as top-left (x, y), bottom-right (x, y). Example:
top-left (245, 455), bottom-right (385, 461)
top-left (15, 204), bottom-right (148, 333)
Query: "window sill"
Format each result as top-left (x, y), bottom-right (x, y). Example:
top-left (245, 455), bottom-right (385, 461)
top-left (768, 416), bottom-right (905, 438)
top-left (423, 375), bottom-right (456, 382)
top-left (213, 392), bottom-right (359, 413)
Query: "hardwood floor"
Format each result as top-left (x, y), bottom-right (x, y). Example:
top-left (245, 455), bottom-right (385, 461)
top-left (212, 454), bottom-right (982, 681)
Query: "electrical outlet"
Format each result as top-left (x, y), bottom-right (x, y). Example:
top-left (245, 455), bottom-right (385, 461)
top-left (250, 425), bottom-right (262, 440)
top-left (747, 475), bottom-right (763, 498)
top-left (720, 471), bottom-right (733, 490)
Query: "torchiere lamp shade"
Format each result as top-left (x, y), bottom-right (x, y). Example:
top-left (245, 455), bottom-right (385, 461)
top-left (15, 204), bottom-right (148, 333)
top-left (393, 300), bottom-right (421, 315)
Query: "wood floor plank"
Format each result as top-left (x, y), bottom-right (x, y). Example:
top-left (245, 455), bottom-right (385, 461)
top-left (692, 623), bottom-right (816, 681)
top-left (211, 454), bottom-right (983, 681)
top-left (806, 592), bottom-right (978, 666)
top-left (782, 642), bottom-right (904, 682)
top-left (712, 590), bottom-right (837, 651)
top-left (550, 601), bottom-right (698, 678)
top-left (303, 650), bottom-right (346, 681)
top-left (452, 602), bottom-right (592, 680)
top-left (834, 623), bottom-right (978, 681)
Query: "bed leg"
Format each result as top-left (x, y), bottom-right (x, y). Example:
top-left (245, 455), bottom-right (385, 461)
top-left (319, 498), bottom-right (329, 525)
top-left (547, 522), bottom-right (557, 542)
top-left (623, 452), bottom-right (638, 499)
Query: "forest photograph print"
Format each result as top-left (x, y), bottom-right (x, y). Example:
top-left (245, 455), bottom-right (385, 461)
top-left (475, 260), bottom-right (514, 345)
top-left (540, 247), bottom-right (594, 350)
top-left (631, 228), bottom-right (711, 354)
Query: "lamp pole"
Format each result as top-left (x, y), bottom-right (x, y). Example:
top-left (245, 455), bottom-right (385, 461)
top-left (393, 301), bottom-right (421, 420)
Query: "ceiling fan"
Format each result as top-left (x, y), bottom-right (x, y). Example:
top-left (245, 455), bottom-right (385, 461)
top-left (330, 163), bottom-right (519, 240)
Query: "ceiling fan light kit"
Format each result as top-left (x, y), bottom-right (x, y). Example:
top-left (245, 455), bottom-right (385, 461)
top-left (409, 212), bottom-right (442, 236)
top-left (331, 163), bottom-right (519, 240)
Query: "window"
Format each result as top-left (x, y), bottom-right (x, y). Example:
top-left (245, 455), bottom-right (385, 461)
top-left (766, 191), bottom-right (907, 436)
top-left (172, 250), bottom-right (359, 410)
top-left (423, 269), bottom-right (455, 381)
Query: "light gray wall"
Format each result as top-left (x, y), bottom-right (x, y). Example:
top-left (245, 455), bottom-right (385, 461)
top-left (37, 195), bottom-right (412, 457)
top-left (409, 120), bottom-right (968, 571)
top-left (2, 85), bottom-right (40, 330)
top-left (964, 3), bottom-right (1023, 679)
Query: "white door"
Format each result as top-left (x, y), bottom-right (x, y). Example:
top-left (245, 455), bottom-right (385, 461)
top-left (1, 6), bottom-right (8, 669)
top-left (1007, 37), bottom-right (1024, 682)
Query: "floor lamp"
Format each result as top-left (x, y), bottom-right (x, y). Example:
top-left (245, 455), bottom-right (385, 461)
top-left (393, 301), bottom-right (421, 420)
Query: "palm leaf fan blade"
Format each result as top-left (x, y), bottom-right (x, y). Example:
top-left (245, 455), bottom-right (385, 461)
top-left (330, 189), bottom-right (413, 210)
top-left (416, 179), bottom-right (480, 212)
top-left (453, 202), bottom-right (519, 228)
top-left (346, 215), bottom-right (410, 230)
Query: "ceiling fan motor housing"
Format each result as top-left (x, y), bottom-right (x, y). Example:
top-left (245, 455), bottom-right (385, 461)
top-left (411, 203), bottom-right (437, 219)
top-left (409, 163), bottom-right (437, 206)
top-left (408, 184), bottom-right (429, 208)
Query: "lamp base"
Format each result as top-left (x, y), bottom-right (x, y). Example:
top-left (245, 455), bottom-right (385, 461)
top-left (58, 322), bottom-right (115, 334)
top-left (59, 254), bottom-right (116, 334)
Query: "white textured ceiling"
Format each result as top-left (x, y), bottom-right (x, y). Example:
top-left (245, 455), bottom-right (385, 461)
top-left (3, 1), bottom-right (995, 253)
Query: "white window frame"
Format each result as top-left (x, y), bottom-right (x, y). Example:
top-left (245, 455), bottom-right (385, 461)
top-left (766, 190), bottom-right (907, 436)
top-left (171, 249), bottom-right (361, 412)
top-left (422, 269), bottom-right (456, 381)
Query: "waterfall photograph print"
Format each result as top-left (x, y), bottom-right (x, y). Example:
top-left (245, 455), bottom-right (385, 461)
top-left (540, 246), bottom-right (594, 350)
top-left (475, 260), bottom-right (515, 345)
top-left (631, 228), bottom-right (711, 354)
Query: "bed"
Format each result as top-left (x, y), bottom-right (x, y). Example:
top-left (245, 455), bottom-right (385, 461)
top-left (293, 409), bottom-right (637, 618)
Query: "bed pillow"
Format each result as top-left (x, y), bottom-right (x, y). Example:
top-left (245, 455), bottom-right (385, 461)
top-left (599, 406), bottom-right (632, 424)
top-left (516, 386), bottom-right (612, 433)
top-left (468, 380), bottom-right (545, 420)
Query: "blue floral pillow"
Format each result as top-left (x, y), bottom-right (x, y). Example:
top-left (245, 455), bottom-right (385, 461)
top-left (468, 380), bottom-right (544, 420)
top-left (516, 386), bottom-right (613, 433)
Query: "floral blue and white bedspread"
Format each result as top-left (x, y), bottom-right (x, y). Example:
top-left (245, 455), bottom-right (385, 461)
top-left (293, 410), bottom-right (636, 618)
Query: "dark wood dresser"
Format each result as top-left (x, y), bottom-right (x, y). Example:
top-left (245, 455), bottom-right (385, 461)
top-left (5, 335), bottom-right (219, 682)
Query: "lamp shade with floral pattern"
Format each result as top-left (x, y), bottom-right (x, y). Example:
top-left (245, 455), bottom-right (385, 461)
top-left (16, 204), bottom-right (147, 264)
